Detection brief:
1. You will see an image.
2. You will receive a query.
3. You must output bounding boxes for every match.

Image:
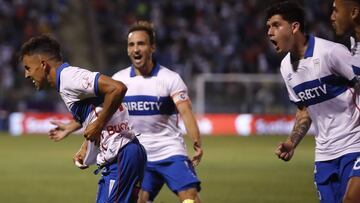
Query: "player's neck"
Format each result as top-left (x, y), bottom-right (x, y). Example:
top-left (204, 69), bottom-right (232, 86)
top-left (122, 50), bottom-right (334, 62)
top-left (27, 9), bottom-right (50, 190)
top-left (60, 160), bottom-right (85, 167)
top-left (48, 61), bottom-right (63, 87)
top-left (355, 25), bottom-right (360, 42)
top-left (135, 61), bottom-right (154, 76)
top-left (290, 34), bottom-right (308, 61)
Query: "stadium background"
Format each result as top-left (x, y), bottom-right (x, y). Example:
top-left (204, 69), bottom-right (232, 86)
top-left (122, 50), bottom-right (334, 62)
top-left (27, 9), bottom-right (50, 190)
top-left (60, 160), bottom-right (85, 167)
top-left (0, 0), bottom-right (341, 202)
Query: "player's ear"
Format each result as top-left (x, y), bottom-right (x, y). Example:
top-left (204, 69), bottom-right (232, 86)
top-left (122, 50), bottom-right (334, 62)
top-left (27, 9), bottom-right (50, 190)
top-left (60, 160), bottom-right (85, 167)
top-left (291, 22), bottom-right (300, 34)
top-left (151, 43), bottom-right (156, 54)
top-left (41, 61), bottom-right (50, 73)
top-left (352, 7), bottom-right (360, 23)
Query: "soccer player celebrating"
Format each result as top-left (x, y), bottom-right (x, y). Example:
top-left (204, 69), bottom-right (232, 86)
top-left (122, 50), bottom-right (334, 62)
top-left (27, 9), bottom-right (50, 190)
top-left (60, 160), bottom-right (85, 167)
top-left (112, 21), bottom-right (202, 203)
top-left (266, 1), bottom-right (360, 202)
top-left (20, 35), bottom-right (147, 203)
top-left (331, 0), bottom-right (360, 202)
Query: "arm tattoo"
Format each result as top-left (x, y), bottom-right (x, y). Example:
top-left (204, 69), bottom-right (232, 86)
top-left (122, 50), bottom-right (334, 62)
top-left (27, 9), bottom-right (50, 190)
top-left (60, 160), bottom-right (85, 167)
top-left (290, 111), bottom-right (312, 147)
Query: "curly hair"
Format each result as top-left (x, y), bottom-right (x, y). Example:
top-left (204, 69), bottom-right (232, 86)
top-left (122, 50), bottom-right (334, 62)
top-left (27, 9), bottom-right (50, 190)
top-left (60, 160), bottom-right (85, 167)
top-left (19, 34), bottom-right (63, 62)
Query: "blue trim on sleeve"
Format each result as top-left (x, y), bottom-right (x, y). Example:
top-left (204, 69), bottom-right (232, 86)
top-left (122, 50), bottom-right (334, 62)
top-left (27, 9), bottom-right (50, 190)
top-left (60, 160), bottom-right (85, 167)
top-left (94, 73), bottom-right (101, 96)
top-left (352, 65), bottom-right (360, 75)
top-left (304, 35), bottom-right (315, 59)
top-left (55, 62), bottom-right (70, 92)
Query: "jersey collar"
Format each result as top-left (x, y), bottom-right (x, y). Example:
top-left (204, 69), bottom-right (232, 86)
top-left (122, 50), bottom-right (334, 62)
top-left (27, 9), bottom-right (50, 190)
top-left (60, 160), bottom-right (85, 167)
top-left (130, 63), bottom-right (160, 77)
top-left (304, 35), bottom-right (315, 59)
top-left (56, 62), bottom-right (70, 92)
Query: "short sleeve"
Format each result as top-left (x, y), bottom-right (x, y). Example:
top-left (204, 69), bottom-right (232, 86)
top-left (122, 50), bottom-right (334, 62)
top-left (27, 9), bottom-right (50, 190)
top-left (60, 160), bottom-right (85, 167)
top-left (169, 73), bottom-right (189, 104)
top-left (328, 44), bottom-right (355, 81)
top-left (61, 68), bottom-right (100, 97)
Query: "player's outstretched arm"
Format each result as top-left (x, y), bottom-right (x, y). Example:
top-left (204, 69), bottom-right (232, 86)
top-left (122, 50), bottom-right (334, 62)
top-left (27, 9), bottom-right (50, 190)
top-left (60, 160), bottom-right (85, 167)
top-left (176, 101), bottom-right (203, 167)
top-left (48, 119), bottom-right (82, 141)
top-left (84, 75), bottom-right (127, 142)
top-left (275, 106), bottom-right (311, 161)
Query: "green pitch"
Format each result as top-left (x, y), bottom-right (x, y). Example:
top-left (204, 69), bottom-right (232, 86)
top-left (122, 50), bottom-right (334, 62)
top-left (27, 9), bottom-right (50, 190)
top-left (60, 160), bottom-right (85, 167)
top-left (0, 133), bottom-right (317, 203)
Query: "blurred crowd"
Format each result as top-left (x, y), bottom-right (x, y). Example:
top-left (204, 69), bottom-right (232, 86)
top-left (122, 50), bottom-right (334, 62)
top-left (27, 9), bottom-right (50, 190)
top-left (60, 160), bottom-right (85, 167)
top-left (0, 0), bottom-right (69, 129)
top-left (0, 0), bottom-right (68, 110)
top-left (0, 0), bottom-right (337, 127)
top-left (94, 0), bottom-right (335, 75)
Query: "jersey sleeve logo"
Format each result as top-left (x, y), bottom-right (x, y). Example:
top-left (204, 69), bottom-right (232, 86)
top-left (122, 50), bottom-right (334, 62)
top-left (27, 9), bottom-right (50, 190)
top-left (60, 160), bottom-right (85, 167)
top-left (287, 73), bottom-right (293, 81)
top-left (82, 76), bottom-right (92, 89)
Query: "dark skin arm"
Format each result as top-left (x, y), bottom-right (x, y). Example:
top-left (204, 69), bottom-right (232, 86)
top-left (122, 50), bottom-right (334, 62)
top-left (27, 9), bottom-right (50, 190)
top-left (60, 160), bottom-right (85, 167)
top-left (48, 119), bottom-right (82, 141)
top-left (73, 140), bottom-right (89, 169)
top-left (83, 75), bottom-right (127, 143)
top-left (275, 105), bottom-right (312, 161)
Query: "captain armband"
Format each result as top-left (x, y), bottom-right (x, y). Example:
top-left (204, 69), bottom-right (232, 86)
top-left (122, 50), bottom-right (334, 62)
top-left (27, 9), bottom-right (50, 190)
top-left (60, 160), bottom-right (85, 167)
top-left (172, 91), bottom-right (189, 104)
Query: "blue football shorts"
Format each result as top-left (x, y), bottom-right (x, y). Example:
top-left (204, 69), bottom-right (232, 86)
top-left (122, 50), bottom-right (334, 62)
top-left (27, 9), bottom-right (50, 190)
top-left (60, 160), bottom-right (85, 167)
top-left (96, 138), bottom-right (147, 203)
top-left (314, 152), bottom-right (360, 203)
top-left (141, 155), bottom-right (201, 201)
top-left (349, 156), bottom-right (360, 177)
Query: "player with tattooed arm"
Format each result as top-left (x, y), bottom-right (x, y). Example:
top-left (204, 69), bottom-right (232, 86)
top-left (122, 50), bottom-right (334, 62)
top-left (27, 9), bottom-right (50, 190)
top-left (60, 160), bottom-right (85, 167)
top-left (266, 2), bottom-right (360, 202)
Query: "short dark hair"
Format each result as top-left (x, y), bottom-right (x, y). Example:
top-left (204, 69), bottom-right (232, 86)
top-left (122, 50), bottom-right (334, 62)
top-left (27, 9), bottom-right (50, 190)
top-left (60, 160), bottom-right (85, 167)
top-left (19, 34), bottom-right (63, 61)
top-left (345, 0), bottom-right (360, 6)
top-left (348, 0), bottom-right (360, 5)
top-left (127, 21), bottom-right (156, 45)
top-left (265, 1), bottom-right (306, 33)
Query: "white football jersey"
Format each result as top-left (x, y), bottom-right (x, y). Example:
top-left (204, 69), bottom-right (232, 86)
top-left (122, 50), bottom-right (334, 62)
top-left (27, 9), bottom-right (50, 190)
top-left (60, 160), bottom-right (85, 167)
top-left (280, 36), bottom-right (360, 161)
top-left (56, 63), bottom-right (135, 165)
top-left (112, 64), bottom-right (189, 162)
top-left (351, 39), bottom-right (360, 74)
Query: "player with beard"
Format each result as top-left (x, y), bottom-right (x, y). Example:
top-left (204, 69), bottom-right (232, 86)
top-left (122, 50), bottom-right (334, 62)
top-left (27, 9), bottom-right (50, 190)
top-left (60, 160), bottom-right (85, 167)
top-left (266, 1), bottom-right (360, 202)
top-left (331, 0), bottom-right (360, 202)
top-left (112, 21), bottom-right (202, 203)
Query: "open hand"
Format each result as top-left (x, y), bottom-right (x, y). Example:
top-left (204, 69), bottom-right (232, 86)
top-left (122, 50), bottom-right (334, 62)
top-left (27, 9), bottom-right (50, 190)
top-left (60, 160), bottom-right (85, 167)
top-left (48, 121), bottom-right (70, 141)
